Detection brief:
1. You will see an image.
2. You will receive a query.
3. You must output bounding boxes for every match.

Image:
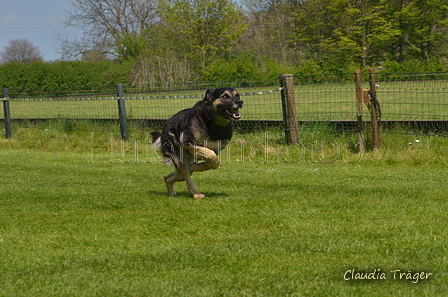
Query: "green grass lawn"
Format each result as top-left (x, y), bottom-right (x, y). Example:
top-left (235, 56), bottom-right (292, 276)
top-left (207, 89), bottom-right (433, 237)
top-left (1, 131), bottom-right (447, 296)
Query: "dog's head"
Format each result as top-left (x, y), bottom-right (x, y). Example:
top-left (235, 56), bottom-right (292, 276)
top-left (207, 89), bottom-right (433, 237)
top-left (203, 87), bottom-right (244, 121)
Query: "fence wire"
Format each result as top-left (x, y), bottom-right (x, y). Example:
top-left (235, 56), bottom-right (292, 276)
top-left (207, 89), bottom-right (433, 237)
top-left (291, 72), bottom-right (448, 135)
top-left (1, 73), bottom-right (448, 137)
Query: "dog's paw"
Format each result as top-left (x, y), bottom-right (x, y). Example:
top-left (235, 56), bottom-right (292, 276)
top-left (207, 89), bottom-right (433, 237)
top-left (193, 193), bottom-right (205, 199)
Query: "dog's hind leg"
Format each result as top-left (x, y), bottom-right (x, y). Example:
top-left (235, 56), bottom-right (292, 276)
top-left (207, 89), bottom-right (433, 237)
top-left (164, 166), bottom-right (204, 199)
top-left (176, 163), bottom-right (205, 199)
top-left (164, 169), bottom-right (184, 196)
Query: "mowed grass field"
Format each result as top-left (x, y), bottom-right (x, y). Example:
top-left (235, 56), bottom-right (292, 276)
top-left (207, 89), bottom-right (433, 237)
top-left (1, 129), bottom-right (447, 296)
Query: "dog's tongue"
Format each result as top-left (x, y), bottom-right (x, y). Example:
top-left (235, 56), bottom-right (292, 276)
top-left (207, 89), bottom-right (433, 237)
top-left (229, 109), bottom-right (240, 118)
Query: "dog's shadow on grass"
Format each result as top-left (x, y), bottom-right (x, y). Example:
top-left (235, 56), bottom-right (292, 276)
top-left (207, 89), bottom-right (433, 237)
top-left (147, 190), bottom-right (229, 199)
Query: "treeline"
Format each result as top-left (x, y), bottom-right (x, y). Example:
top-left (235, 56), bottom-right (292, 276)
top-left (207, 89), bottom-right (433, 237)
top-left (0, 57), bottom-right (288, 89)
top-left (1, 0), bottom-right (448, 90)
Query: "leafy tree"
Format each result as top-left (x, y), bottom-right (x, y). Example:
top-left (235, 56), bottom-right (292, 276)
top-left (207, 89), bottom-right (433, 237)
top-left (290, 0), bottom-right (448, 71)
top-left (292, 0), bottom-right (335, 62)
top-left (382, 0), bottom-right (448, 62)
top-left (204, 51), bottom-right (263, 81)
top-left (159, 0), bottom-right (247, 71)
top-left (116, 24), bottom-right (196, 84)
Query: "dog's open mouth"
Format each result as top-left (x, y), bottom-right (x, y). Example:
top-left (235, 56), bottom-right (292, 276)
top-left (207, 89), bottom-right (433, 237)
top-left (220, 108), bottom-right (241, 120)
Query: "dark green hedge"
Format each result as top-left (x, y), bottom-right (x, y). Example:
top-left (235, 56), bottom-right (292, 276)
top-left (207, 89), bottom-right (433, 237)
top-left (0, 61), bottom-right (131, 90)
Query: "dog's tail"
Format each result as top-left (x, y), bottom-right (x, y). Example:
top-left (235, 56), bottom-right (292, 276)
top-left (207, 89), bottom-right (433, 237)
top-left (151, 132), bottom-right (173, 166)
top-left (150, 132), bottom-right (162, 149)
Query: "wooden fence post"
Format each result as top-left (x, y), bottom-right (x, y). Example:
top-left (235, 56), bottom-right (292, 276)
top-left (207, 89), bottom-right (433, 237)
top-left (354, 70), bottom-right (365, 153)
top-left (116, 84), bottom-right (128, 140)
top-left (279, 74), bottom-right (299, 144)
top-left (2, 88), bottom-right (12, 139)
top-left (369, 68), bottom-right (380, 149)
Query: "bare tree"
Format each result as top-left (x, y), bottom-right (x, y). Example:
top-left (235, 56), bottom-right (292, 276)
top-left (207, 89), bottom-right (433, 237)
top-left (57, 0), bottom-right (158, 60)
top-left (0, 39), bottom-right (44, 64)
top-left (241, 0), bottom-right (296, 65)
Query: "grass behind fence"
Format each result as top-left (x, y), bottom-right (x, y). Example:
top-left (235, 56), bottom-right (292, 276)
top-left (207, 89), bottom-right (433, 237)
top-left (3, 80), bottom-right (448, 124)
top-left (5, 87), bottom-right (283, 121)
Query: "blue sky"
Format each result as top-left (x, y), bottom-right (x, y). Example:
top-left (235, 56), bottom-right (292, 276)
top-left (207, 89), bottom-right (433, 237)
top-left (0, 0), bottom-right (72, 61)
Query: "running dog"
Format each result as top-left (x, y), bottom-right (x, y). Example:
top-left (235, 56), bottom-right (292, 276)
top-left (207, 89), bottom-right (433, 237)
top-left (151, 87), bottom-right (243, 199)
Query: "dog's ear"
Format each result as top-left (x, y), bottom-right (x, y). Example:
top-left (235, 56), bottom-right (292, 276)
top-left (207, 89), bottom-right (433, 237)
top-left (204, 88), bottom-right (215, 103)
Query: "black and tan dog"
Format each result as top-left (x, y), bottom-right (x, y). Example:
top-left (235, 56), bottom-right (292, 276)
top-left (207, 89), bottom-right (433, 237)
top-left (151, 88), bottom-right (243, 199)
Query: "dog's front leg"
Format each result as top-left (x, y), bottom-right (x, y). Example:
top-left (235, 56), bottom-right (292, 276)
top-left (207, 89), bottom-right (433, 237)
top-left (176, 163), bottom-right (205, 199)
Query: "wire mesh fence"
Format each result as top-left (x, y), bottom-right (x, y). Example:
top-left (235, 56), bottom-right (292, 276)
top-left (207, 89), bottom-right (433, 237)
top-left (290, 72), bottom-right (448, 136)
top-left (292, 72), bottom-right (448, 120)
top-left (2, 72), bottom-right (448, 141)
top-left (363, 72), bottom-right (448, 135)
top-left (375, 75), bottom-right (448, 120)
top-left (294, 75), bottom-right (357, 122)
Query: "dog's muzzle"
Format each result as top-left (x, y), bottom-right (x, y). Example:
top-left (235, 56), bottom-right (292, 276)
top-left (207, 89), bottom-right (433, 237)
top-left (220, 99), bottom-right (243, 120)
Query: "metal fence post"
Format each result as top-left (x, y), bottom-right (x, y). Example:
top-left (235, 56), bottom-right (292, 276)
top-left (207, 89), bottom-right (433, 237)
top-left (116, 84), bottom-right (128, 140)
top-left (279, 74), bottom-right (299, 144)
top-left (369, 68), bottom-right (380, 149)
top-left (354, 70), bottom-right (365, 153)
top-left (2, 88), bottom-right (12, 138)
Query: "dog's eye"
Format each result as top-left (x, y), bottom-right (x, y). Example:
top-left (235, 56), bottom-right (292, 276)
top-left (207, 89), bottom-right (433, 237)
top-left (221, 93), bottom-right (230, 99)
